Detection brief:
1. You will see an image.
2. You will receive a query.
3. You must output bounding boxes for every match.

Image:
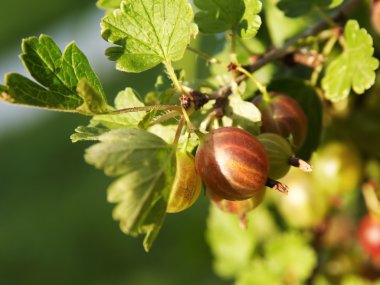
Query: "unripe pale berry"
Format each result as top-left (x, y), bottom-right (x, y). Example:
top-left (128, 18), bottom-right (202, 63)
top-left (167, 150), bottom-right (202, 213)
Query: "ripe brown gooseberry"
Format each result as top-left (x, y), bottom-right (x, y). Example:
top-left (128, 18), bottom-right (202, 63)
top-left (167, 150), bottom-right (202, 213)
top-left (358, 214), bottom-right (380, 258)
top-left (258, 133), bottom-right (312, 180)
top-left (195, 127), bottom-right (288, 201)
top-left (252, 92), bottom-right (308, 150)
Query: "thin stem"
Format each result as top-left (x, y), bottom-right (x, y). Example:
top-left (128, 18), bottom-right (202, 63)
top-left (147, 110), bottom-right (182, 126)
top-left (310, 33), bottom-right (338, 86)
top-left (100, 105), bottom-right (182, 115)
top-left (187, 46), bottom-right (222, 64)
top-left (315, 6), bottom-right (336, 28)
top-left (164, 61), bottom-right (187, 96)
top-left (181, 106), bottom-right (197, 132)
top-left (208, 0), bottom-right (360, 99)
top-left (230, 31), bottom-right (238, 64)
top-left (173, 116), bottom-right (185, 150)
top-left (236, 66), bottom-right (270, 100)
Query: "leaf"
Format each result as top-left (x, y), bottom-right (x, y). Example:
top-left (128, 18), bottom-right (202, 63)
top-left (264, 232), bottom-right (317, 283)
top-left (101, 0), bottom-right (198, 73)
top-left (264, 0), bottom-right (317, 47)
top-left (85, 128), bottom-right (174, 251)
top-left (268, 78), bottom-right (322, 160)
top-left (76, 78), bottom-right (109, 115)
top-left (322, 20), bottom-right (379, 102)
top-left (225, 93), bottom-right (261, 135)
top-left (194, 0), bottom-right (262, 38)
top-left (206, 205), bottom-right (258, 279)
top-left (0, 35), bottom-right (107, 114)
top-left (342, 276), bottom-right (380, 285)
top-left (92, 88), bottom-right (146, 129)
top-left (70, 125), bottom-right (109, 142)
top-left (236, 259), bottom-right (282, 285)
top-left (277, 0), bottom-right (343, 18)
top-left (96, 0), bottom-right (121, 9)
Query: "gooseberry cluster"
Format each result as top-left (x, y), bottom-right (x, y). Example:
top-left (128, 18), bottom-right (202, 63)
top-left (167, 93), bottom-right (312, 222)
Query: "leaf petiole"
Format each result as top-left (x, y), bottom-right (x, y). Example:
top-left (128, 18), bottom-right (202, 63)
top-left (236, 66), bottom-right (270, 101)
top-left (99, 105), bottom-right (182, 115)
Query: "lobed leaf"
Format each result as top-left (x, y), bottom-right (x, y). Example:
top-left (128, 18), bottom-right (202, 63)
top-left (85, 128), bottom-right (174, 251)
top-left (322, 20), bottom-right (379, 102)
top-left (0, 35), bottom-right (107, 114)
top-left (194, 0), bottom-right (262, 39)
top-left (101, 0), bottom-right (198, 73)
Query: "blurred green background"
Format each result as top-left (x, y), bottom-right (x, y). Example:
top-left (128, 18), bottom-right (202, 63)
top-left (0, 1), bottom-right (226, 284)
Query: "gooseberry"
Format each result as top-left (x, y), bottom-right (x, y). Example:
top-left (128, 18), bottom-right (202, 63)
top-left (252, 92), bottom-right (308, 150)
top-left (167, 150), bottom-right (202, 213)
top-left (195, 127), bottom-right (287, 201)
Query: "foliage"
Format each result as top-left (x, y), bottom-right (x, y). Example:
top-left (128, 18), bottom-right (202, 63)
top-left (2, 0), bottom-right (380, 283)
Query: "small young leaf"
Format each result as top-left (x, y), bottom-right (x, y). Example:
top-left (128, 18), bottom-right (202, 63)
top-left (194, 0), bottom-right (262, 39)
top-left (0, 35), bottom-right (107, 113)
top-left (101, 0), bottom-right (198, 73)
top-left (85, 128), bottom-right (174, 251)
top-left (76, 78), bottom-right (109, 115)
top-left (225, 93), bottom-right (261, 135)
top-left (277, 0), bottom-right (343, 18)
top-left (268, 78), bottom-right (322, 160)
top-left (70, 125), bottom-right (109, 142)
top-left (322, 20), bottom-right (379, 102)
top-left (96, 0), bottom-right (121, 10)
top-left (92, 88), bottom-right (146, 129)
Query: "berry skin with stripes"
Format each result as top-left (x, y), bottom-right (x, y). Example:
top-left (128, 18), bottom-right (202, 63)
top-left (195, 127), bottom-right (286, 201)
top-left (252, 92), bottom-right (308, 151)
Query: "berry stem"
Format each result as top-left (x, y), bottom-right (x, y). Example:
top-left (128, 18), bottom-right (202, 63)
top-left (236, 66), bottom-right (271, 102)
top-left (288, 157), bottom-right (313, 172)
top-left (266, 178), bottom-right (289, 194)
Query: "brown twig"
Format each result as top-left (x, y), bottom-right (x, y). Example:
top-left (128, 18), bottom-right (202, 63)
top-left (207, 0), bottom-right (360, 100)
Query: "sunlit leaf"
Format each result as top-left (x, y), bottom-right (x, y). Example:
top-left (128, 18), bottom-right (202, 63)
top-left (101, 0), bottom-right (198, 72)
top-left (85, 128), bottom-right (174, 251)
top-left (322, 20), bottom-right (379, 102)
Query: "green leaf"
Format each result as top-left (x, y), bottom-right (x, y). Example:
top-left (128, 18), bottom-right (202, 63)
top-left (194, 0), bottom-right (262, 38)
top-left (268, 78), bottom-right (322, 160)
top-left (85, 128), bottom-right (174, 251)
top-left (264, 232), bottom-right (317, 283)
top-left (92, 88), bottom-right (146, 129)
top-left (101, 0), bottom-right (198, 73)
top-left (96, 0), bottom-right (121, 9)
top-left (76, 78), bottom-right (109, 115)
top-left (342, 276), bottom-right (380, 285)
top-left (0, 35), bottom-right (107, 113)
top-left (322, 20), bottom-right (379, 102)
top-left (277, 0), bottom-right (343, 18)
top-left (70, 125), bottom-right (109, 142)
top-left (206, 205), bottom-right (258, 278)
top-left (236, 259), bottom-right (282, 285)
top-left (224, 93), bottom-right (261, 135)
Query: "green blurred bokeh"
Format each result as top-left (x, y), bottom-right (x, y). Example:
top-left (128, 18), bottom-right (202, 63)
top-left (0, 1), bottom-right (226, 284)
